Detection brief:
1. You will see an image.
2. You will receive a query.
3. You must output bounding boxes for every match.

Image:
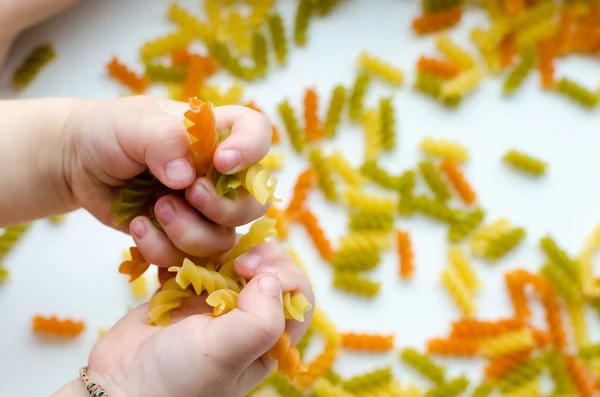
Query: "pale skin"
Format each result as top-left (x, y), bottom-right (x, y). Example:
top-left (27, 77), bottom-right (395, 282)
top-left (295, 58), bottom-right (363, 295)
top-left (0, 4), bottom-right (314, 394)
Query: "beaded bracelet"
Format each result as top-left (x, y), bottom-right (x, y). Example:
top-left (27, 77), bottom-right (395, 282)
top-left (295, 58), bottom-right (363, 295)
top-left (79, 367), bottom-right (109, 397)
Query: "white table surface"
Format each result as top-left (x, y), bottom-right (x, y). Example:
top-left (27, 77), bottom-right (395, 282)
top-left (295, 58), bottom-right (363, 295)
top-left (1, 0), bottom-right (600, 395)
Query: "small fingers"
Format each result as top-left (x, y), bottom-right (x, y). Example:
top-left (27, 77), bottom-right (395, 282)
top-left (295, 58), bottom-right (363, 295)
top-left (154, 195), bottom-right (236, 257)
top-left (186, 177), bottom-right (269, 227)
top-left (129, 216), bottom-right (187, 268)
top-left (212, 106), bottom-right (272, 174)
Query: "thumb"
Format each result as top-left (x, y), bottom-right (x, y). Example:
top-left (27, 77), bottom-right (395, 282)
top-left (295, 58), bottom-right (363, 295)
top-left (202, 268), bottom-right (285, 373)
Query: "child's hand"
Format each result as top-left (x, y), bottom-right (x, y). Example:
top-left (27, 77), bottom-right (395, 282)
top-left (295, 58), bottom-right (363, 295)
top-left (0, 0), bottom-right (80, 68)
top-left (63, 96), bottom-right (272, 263)
top-left (87, 243), bottom-right (314, 397)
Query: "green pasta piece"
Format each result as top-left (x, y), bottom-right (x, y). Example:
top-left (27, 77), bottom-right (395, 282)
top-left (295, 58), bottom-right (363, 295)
top-left (398, 170), bottom-right (417, 195)
top-left (211, 169), bottom-right (241, 199)
top-left (422, 0), bottom-right (463, 12)
top-left (497, 354), bottom-right (546, 393)
top-left (251, 30), bottom-right (268, 78)
top-left (420, 161), bottom-right (452, 202)
top-left (332, 270), bottom-right (380, 297)
top-left (317, 0), bottom-right (340, 15)
top-left (0, 267), bottom-right (8, 284)
top-left (414, 72), bottom-right (461, 108)
top-left (448, 207), bottom-right (486, 243)
top-left (412, 195), bottom-right (460, 223)
top-left (277, 99), bottom-right (305, 153)
top-left (110, 169), bottom-right (166, 226)
top-left (400, 347), bottom-right (446, 385)
top-left (144, 63), bottom-right (187, 83)
top-left (266, 372), bottom-right (303, 397)
top-left (349, 211), bottom-right (394, 232)
top-left (0, 223), bottom-right (31, 262)
top-left (484, 227), bottom-right (526, 260)
top-left (323, 84), bottom-right (347, 138)
top-left (360, 161), bottom-right (402, 190)
top-left (379, 97), bottom-right (396, 150)
top-left (207, 40), bottom-right (254, 80)
top-left (330, 249), bottom-right (381, 272)
top-left (471, 382), bottom-right (494, 397)
top-left (324, 369), bottom-right (343, 385)
top-left (540, 236), bottom-right (579, 282)
top-left (294, 0), bottom-right (313, 46)
top-left (342, 367), bottom-right (393, 392)
top-left (296, 325), bottom-right (314, 356)
top-left (349, 72), bottom-right (370, 121)
top-left (502, 149), bottom-right (547, 176)
top-left (12, 44), bottom-right (55, 88)
top-left (309, 147), bottom-right (337, 202)
top-left (267, 13), bottom-right (287, 66)
top-left (579, 343), bottom-right (600, 360)
top-left (555, 77), bottom-right (599, 109)
top-left (540, 262), bottom-right (582, 305)
top-left (546, 349), bottom-right (575, 396)
top-left (425, 376), bottom-right (469, 397)
top-left (503, 48), bottom-right (536, 95)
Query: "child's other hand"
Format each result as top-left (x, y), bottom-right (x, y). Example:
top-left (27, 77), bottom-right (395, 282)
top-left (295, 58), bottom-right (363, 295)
top-left (63, 96), bottom-right (272, 263)
top-left (88, 243), bottom-right (314, 397)
top-left (0, 0), bottom-right (80, 69)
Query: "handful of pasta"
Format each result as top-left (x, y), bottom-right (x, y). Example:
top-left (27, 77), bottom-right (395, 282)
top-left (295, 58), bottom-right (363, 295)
top-left (120, 217), bottom-right (311, 381)
top-left (110, 97), bottom-right (280, 227)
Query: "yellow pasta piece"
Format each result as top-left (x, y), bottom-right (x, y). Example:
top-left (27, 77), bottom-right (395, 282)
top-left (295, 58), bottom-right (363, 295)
top-left (441, 68), bottom-right (485, 99)
top-left (579, 257), bottom-right (600, 298)
top-left (515, 19), bottom-right (558, 51)
top-left (131, 276), bottom-right (148, 300)
top-left (435, 35), bottom-right (477, 70)
top-left (358, 51), bottom-right (404, 87)
top-left (283, 292), bottom-right (312, 322)
top-left (363, 108), bottom-right (382, 162)
top-left (500, 378), bottom-right (539, 397)
top-left (97, 328), bottom-right (108, 339)
top-left (329, 150), bottom-right (364, 187)
top-left (344, 189), bottom-right (397, 213)
top-left (313, 378), bottom-right (353, 397)
top-left (448, 246), bottom-right (481, 292)
top-left (510, 1), bottom-right (557, 29)
top-left (567, 302), bottom-right (589, 346)
top-left (478, 329), bottom-right (535, 357)
top-left (206, 289), bottom-right (239, 316)
top-left (399, 383), bottom-right (424, 397)
top-left (419, 137), bottom-right (470, 163)
top-left (338, 232), bottom-right (392, 251)
top-left (312, 308), bottom-right (341, 346)
top-left (578, 225), bottom-right (600, 263)
top-left (471, 218), bottom-right (512, 256)
top-left (441, 267), bottom-right (476, 317)
top-left (148, 278), bottom-right (194, 326)
top-left (259, 152), bottom-right (284, 171)
top-left (168, 258), bottom-right (240, 295)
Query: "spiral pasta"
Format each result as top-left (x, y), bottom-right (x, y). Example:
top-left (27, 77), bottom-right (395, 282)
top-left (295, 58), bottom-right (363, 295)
top-left (251, 30), bottom-right (268, 78)
top-left (417, 56), bottom-right (461, 80)
top-left (545, 349), bottom-right (575, 395)
top-left (412, 7), bottom-right (462, 35)
top-left (540, 262), bottom-right (582, 305)
top-left (448, 207), bottom-right (485, 243)
top-left (413, 195), bottom-right (460, 223)
top-left (227, 12), bottom-right (252, 56)
top-left (496, 354), bottom-right (547, 393)
top-left (148, 278), bottom-right (194, 326)
top-left (471, 217), bottom-right (512, 256)
top-left (0, 223), bottom-right (31, 262)
top-left (332, 271), bottom-right (380, 297)
top-left (363, 108), bottom-right (383, 162)
top-left (304, 88), bottom-right (321, 141)
top-left (12, 44), bottom-right (55, 89)
top-left (223, 218), bottom-right (278, 263)
top-left (330, 249), bottom-right (380, 272)
top-left (441, 266), bottom-right (476, 317)
top-left (423, 376), bottom-right (469, 396)
top-left (537, 38), bottom-right (556, 89)
top-left (168, 258), bottom-right (240, 295)
top-left (184, 97), bottom-right (219, 177)
top-left (109, 171), bottom-right (163, 227)
top-left (344, 189), bottom-right (396, 214)
top-left (32, 315), bottom-right (85, 338)
top-left (0, 268), bottom-right (8, 284)
top-left (118, 247), bottom-right (150, 282)
top-left (283, 292), bottom-right (312, 322)
top-left (440, 158), bottom-right (476, 204)
top-left (167, 3), bottom-right (209, 41)
top-left (441, 67), bottom-right (485, 99)
top-left (206, 289), bottom-right (239, 316)
top-left (426, 338), bottom-right (479, 357)
top-left (310, 148), bottom-right (337, 202)
top-left (267, 331), bottom-right (308, 381)
top-left (447, 245), bottom-right (480, 292)
top-left (379, 97), bottom-right (396, 151)
top-left (329, 151), bottom-right (364, 188)
top-left (323, 85), bottom-right (347, 138)
top-left (400, 348), bottom-right (446, 385)
top-left (298, 209), bottom-right (335, 261)
top-left (358, 51), bottom-right (404, 87)
top-left (207, 40), bottom-right (254, 80)
top-left (349, 72), bottom-right (371, 121)
top-left (258, 152), bottom-right (284, 171)
top-left (341, 333), bottom-right (394, 352)
top-left (484, 350), bottom-right (532, 380)
top-left (312, 307), bottom-right (342, 345)
top-left (555, 77), bottom-right (599, 109)
top-left (140, 30), bottom-right (194, 62)
top-left (278, 99), bottom-right (305, 153)
top-left (144, 63), bottom-right (187, 83)
top-left (478, 329), bottom-right (535, 357)
top-left (567, 302), bottom-right (588, 346)
top-left (342, 367), bottom-right (393, 393)
top-left (414, 72), bottom-right (461, 108)
top-left (237, 163), bottom-right (280, 205)
top-left (420, 137), bottom-right (470, 163)
top-left (338, 232), bottom-right (392, 251)
top-left (360, 162), bottom-right (401, 190)
top-left (313, 378), bottom-right (353, 397)
top-left (265, 205), bottom-right (287, 240)
top-left (106, 56), bottom-right (149, 93)
top-left (540, 235), bottom-right (580, 282)
top-left (294, 0), bottom-right (313, 46)
top-left (265, 372), bottom-right (303, 397)
top-left (503, 48), bottom-right (536, 95)
top-left (286, 169), bottom-right (316, 220)
top-left (420, 161), bottom-right (452, 202)
top-left (295, 342), bottom-right (338, 390)
top-left (397, 230), bottom-right (414, 280)
top-left (435, 35), bottom-right (477, 70)
top-left (349, 212), bottom-right (394, 232)
top-left (484, 227), bottom-right (526, 260)
top-left (268, 13), bottom-right (288, 65)
top-left (503, 149), bottom-right (548, 176)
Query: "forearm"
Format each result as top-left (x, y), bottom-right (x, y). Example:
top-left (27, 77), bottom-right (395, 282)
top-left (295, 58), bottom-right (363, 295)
top-left (0, 98), bottom-right (80, 227)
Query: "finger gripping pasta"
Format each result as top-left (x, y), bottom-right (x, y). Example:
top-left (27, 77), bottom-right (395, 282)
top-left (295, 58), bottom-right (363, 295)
top-left (341, 333), bottom-right (394, 352)
top-left (267, 331), bottom-right (308, 381)
top-left (148, 278), bottom-right (194, 326)
top-left (237, 163), bottom-right (281, 205)
top-left (168, 258), bottom-right (240, 295)
top-left (118, 247), bottom-right (150, 282)
top-left (12, 44), bottom-right (55, 89)
top-left (32, 315), bottom-right (85, 338)
top-left (206, 289), bottom-right (239, 316)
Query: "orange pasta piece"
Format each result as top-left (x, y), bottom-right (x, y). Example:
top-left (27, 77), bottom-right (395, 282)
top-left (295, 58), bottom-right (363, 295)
top-left (295, 342), bottom-right (338, 389)
top-left (417, 56), bottom-right (461, 79)
top-left (450, 318), bottom-right (525, 338)
top-left (267, 331), bottom-right (308, 381)
top-left (265, 205), bottom-right (288, 239)
top-left (396, 230), bottom-right (414, 280)
top-left (503, 0), bottom-right (525, 15)
top-left (412, 7), bottom-right (462, 35)
top-left (119, 246), bottom-right (150, 282)
top-left (531, 328), bottom-right (551, 347)
top-left (439, 158), bottom-right (476, 205)
top-left (537, 39), bottom-right (556, 89)
top-left (565, 354), bottom-right (595, 397)
top-left (542, 289), bottom-right (568, 350)
top-left (182, 55), bottom-right (218, 101)
top-left (505, 271), bottom-right (531, 319)
top-left (484, 349), bottom-right (531, 380)
top-left (171, 48), bottom-right (192, 65)
top-left (106, 56), bottom-right (149, 93)
top-left (341, 332), bottom-right (394, 352)
top-left (499, 34), bottom-right (517, 69)
top-left (556, 9), bottom-right (576, 55)
top-left (426, 337), bottom-right (479, 357)
top-left (185, 97), bottom-right (218, 176)
top-left (245, 100), bottom-right (281, 144)
top-left (286, 170), bottom-right (316, 220)
top-left (304, 88), bottom-right (321, 141)
top-left (32, 315), bottom-right (85, 338)
top-left (298, 209), bottom-right (335, 261)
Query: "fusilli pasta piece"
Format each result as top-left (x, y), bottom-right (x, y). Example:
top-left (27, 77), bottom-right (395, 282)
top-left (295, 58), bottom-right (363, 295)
top-left (363, 108), bottom-right (382, 162)
top-left (358, 51), bottom-right (404, 87)
top-left (423, 376), bottom-right (469, 396)
top-left (414, 72), bottom-right (461, 108)
top-left (251, 30), bottom-right (268, 78)
top-left (322, 85), bottom-right (347, 138)
top-left (330, 249), bottom-right (381, 272)
top-left (286, 169), bottom-right (316, 220)
top-left (427, 338), bottom-right (479, 357)
top-left (478, 329), bottom-right (535, 357)
top-left (283, 292), bottom-right (312, 322)
top-left (278, 99), bottom-right (305, 153)
top-left (412, 7), bottom-right (463, 35)
top-left (417, 56), bottom-right (461, 79)
top-left (148, 278), bottom-right (194, 326)
top-left (144, 63), bottom-right (187, 83)
top-left (168, 258), bottom-right (240, 295)
top-left (349, 212), bottom-right (394, 232)
top-left (32, 315), bottom-right (85, 338)
top-left (119, 247), bottom-right (150, 282)
top-left (12, 44), bottom-right (55, 88)
top-left (379, 97), bottom-right (396, 150)
top-left (484, 227), bottom-right (526, 260)
top-left (310, 148), bottom-right (337, 202)
top-left (329, 151), bottom-right (364, 187)
top-left (420, 161), bottom-right (452, 202)
top-left (420, 137), bottom-right (469, 162)
top-left (397, 230), bottom-right (415, 280)
top-left (344, 189), bottom-right (396, 214)
top-left (107, 56), bottom-right (149, 93)
top-left (360, 161), bottom-right (402, 190)
top-left (0, 223), bottom-right (31, 262)
top-left (267, 331), bottom-right (308, 381)
top-left (294, 0), bottom-right (313, 46)
top-left (502, 149), bottom-right (547, 176)
top-left (313, 378), bottom-right (353, 397)
top-left (312, 308), bottom-right (341, 345)
top-left (342, 367), bottom-right (393, 393)
top-left (448, 207), bottom-right (485, 243)
top-left (503, 48), bottom-right (536, 95)
top-left (400, 347), bottom-right (446, 385)
top-left (470, 218), bottom-right (511, 256)
top-left (298, 209), bottom-right (335, 261)
top-left (295, 342), bottom-right (338, 390)
top-left (140, 30), bottom-right (194, 62)
top-left (413, 195), bottom-right (461, 223)
top-left (448, 245), bottom-right (481, 292)
top-left (349, 72), bottom-right (371, 121)
top-left (185, 97), bottom-right (219, 176)
top-left (555, 77), bottom-right (599, 109)
top-left (441, 67), bottom-right (485, 99)
top-left (258, 152), bottom-right (284, 171)
top-left (341, 333), bottom-right (394, 352)
top-left (304, 88), bottom-right (321, 141)
top-left (237, 163), bottom-right (280, 205)
top-left (440, 158), bottom-right (476, 204)
top-left (268, 13), bottom-right (288, 65)
top-left (441, 267), bottom-right (476, 317)
top-left (338, 232), bottom-right (392, 251)
top-left (333, 271), bottom-right (380, 297)
top-left (435, 35), bottom-right (477, 70)
top-left (206, 289), bottom-right (239, 316)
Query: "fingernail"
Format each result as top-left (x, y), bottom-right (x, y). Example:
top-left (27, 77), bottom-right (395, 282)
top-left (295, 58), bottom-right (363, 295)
top-left (156, 200), bottom-right (176, 226)
top-left (130, 219), bottom-right (147, 240)
top-left (218, 149), bottom-right (242, 173)
top-left (236, 252), bottom-right (261, 271)
top-left (190, 181), bottom-right (209, 209)
top-left (165, 159), bottom-right (194, 185)
top-left (258, 273), bottom-right (281, 300)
